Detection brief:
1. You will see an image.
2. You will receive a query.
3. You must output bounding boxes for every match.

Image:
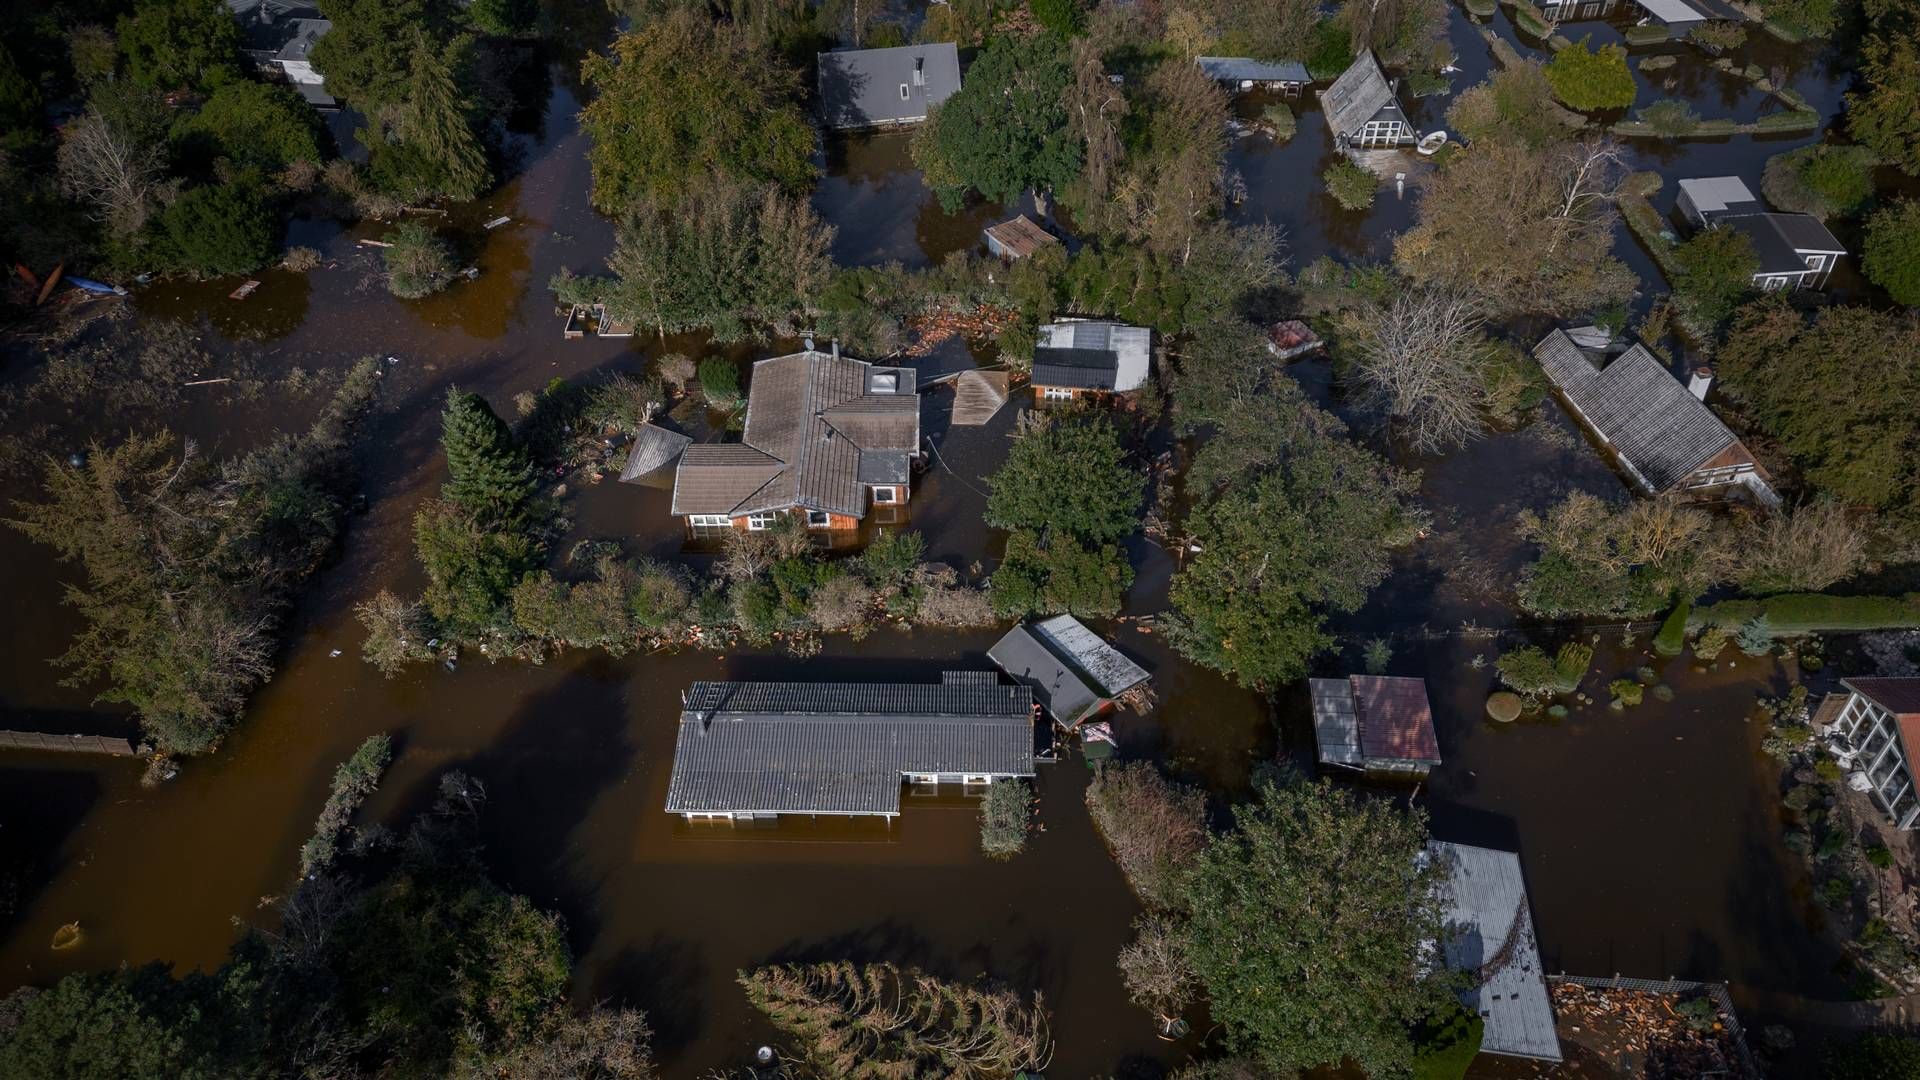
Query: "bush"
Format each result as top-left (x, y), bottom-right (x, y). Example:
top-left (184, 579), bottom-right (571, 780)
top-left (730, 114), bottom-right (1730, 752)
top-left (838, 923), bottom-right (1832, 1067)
top-left (383, 221), bottom-right (454, 299)
top-left (1762, 144), bottom-right (1878, 219)
top-left (1511, 2), bottom-right (1552, 37)
top-left (1363, 637), bottom-right (1392, 675)
top-left (1866, 844), bottom-right (1894, 869)
top-left (1412, 999), bottom-right (1483, 1080)
top-left (1864, 199), bottom-right (1920, 307)
top-left (1545, 36), bottom-right (1636, 110)
top-left (1737, 615), bottom-right (1774, 655)
top-left (1751, 109), bottom-right (1820, 133)
top-left (1694, 625), bottom-right (1730, 660)
top-left (1824, 1034), bottom-right (1920, 1078)
top-left (298, 734), bottom-right (394, 876)
top-left (155, 180), bottom-right (279, 275)
top-left (1610, 678), bottom-right (1644, 706)
top-left (1085, 762), bottom-right (1209, 911)
top-left (1636, 98), bottom-right (1700, 136)
top-left (1671, 226), bottom-right (1758, 327)
top-left (1304, 19), bottom-right (1354, 81)
top-left (697, 357), bottom-right (741, 406)
top-left (1693, 593), bottom-right (1920, 634)
top-left (1263, 104), bottom-right (1297, 142)
top-left (1760, 0), bottom-right (1838, 40)
top-left (1624, 23), bottom-right (1671, 44)
top-left (1654, 601), bottom-right (1691, 656)
top-left (1690, 20), bottom-right (1748, 50)
top-left (979, 778), bottom-right (1031, 860)
top-left (1324, 159), bottom-right (1377, 211)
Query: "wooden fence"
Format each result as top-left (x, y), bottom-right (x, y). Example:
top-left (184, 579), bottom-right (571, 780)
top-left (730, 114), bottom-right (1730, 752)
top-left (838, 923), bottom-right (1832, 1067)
top-left (0, 729), bottom-right (137, 756)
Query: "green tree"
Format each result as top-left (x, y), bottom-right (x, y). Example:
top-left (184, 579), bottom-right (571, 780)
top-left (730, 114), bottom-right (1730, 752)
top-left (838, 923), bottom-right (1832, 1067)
top-left (1182, 780), bottom-right (1449, 1076)
top-left (172, 81), bottom-right (324, 175)
top-left (117, 0), bottom-right (241, 91)
top-left (989, 527), bottom-right (1132, 618)
top-left (384, 220), bottom-right (456, 298)
top-left (1864, 198), bottom-right (1920, 306)
top-left (0, 964), bottom-right (263, 1078)
top-left (469, 0), bottom-right (538, 35)
top-left (1824, 1033), bottom-right (1920, 1079)
top-left (1445, 60), bottom-right (1565, 149)
top-left (912, 33), bottom-right (1080, 208)
top-left (1324, 157), bottom-right (1377, 210)
top-left (985, 418), bottom-right (1142, 544)
top-left (154, 179), bottom-right (279, 275)
top-left (1543, 35), bottom-right (1635, 110)
top-left (414, 500), bottom-right (538, 641)
top-left (439, 389), bottom-right (536, 527)
top-left (381, 31), bottom-right (490, 202)
top-left (311, 0), bottom-right (460, 112)
top-left (579, 11), bottom-right (814, 213)
top-left (1515, 492), bottom-right (1731, 618)
top-left (1759, 0), bottom-right (1838, 37)
top-left (1761, 143), bottom-right (1877, 220)
top-left (1670, 225), bottom-right (1758, 327)
top-left (1847, 0), bottom-right (1920, 174)
top-left (0, 41), bottom-right (43, 141)
top-left (1030, 0), bottom-right (1085, 35)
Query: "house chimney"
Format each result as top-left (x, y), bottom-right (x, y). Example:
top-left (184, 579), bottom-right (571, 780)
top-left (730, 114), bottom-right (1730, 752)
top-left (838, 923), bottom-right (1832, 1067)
top-left (1687, 365), bottom-right (1714, 401)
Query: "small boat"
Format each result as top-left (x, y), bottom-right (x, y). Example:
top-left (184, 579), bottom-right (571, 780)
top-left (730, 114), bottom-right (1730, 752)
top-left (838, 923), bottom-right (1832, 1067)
top-left (1416, 130), bottom-right (1449, 156)
top-left (67, 276), bottom-right (126, 296)
top-left (483, 215), bottom-right (512, 230)
top-left (229, 279), bottom-right (260, 300)
top-left (51, 921), bottom-right (82, 950)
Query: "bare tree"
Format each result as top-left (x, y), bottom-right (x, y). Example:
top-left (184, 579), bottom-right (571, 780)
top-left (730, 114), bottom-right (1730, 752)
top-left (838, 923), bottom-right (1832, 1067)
top-left (1065, 38), bottom-right (1128, 202)
top-left (1736, 500), bottom-right (1868, 594)
top-left (1339, 287), bottom-right (1492, 452)
top-left (56, 104), bottom-right (167, 237)
top-left (1117, 914), bottom-right (1199, 1031)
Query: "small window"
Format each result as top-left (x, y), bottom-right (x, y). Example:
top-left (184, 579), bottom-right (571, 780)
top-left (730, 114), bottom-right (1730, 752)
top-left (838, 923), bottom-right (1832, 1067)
top-left (899, 83), bottom-right (910, 100)
top-left (688, 514), bottom-right (730, 528)
top-left (747, 513), bottom-right (775, 531)
top-left (872, 486), bottom-right (897, 505)
top-left (1042, 386), bottom-right (1075, 401)
top-left (1804, 254), bottom-right (1825, 271)
top-left (805, 509), bottom-right (832, 528)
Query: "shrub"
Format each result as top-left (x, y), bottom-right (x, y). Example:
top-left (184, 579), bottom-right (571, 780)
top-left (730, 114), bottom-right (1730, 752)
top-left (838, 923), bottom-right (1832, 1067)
top-left (297, 733), bottom-right (394, 876)
top-left (1866, 844), bottom-right (1894, 869)
top-left (1305, 20), bottom-right (1354, 81)
top-left (1762, 144), bottom-right (1878, 220)
top-left (697, 357), bottom-right (741, 406)
top-left (1636, 99), bottom-right (1700, 136)
top-left (1610, 678), bottom-right (1644, 706)
top-left (1263, 104), bottom-right (1297, 142)
top-left (283, 245), bottom-right (322, 272)
top-left (1864, 199), bottom-right (1920, 307)
top-left (156, 180), bottom-right (279, 275)
top-left (1823, 1034), bottom-right (1920, 1079)
top-left (1324, 159), bottom-right (1377, 211)
top-left (1672, 226), bottom-right (1758, 327)
top-left (979, 778), bottom-right (1032, 860)
top-left (383, 220), bottom-right (454, 299)
top-left (1085, 761), bottom-right (1209, 911)
top-left (1751, 109), bottom-right (1820, 133)
top-left (1689, 20), bottom-right (1748, 50)
top-left (1412, 998), bottom-right (1483, 1080)
top-left (1654, 601), bottom-right (1691, 656)
top-left (1545, 36), bottom-right (1636, 110)
top-left (1694, 625), bottom-right (1730, 660)
top-left (1363, 637), bottom-right (1392, 675)
top-left (1624, 23), bottom-right (1671, 44)
top-left (1511, 2), bottom-right (1552, 37)
top-left (1759, 0), bottom-right (1838, 40)
top-left (1693, 594), bottom-right (1920, 634)
top-left (1737, 615), bottom-right (1774, 655)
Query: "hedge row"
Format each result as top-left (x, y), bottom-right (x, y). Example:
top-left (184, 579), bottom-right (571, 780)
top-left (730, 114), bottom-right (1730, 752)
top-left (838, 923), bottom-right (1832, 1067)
top-left (1753, 109), bottom-right (1821, 133)
top-left (1511, 1), bottom-right (1552, 37)
top-left (1690, 594), bottom-right (1920, 635)
top-left (1624, 24), bottom-right (1671, 44)
top-left (1654, 601), bottom-right (1692, 656)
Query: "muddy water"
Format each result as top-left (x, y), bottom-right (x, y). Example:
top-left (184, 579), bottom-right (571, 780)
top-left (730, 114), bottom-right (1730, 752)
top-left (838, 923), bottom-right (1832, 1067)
top-left (0, 13), bottom-right (1875, 1075)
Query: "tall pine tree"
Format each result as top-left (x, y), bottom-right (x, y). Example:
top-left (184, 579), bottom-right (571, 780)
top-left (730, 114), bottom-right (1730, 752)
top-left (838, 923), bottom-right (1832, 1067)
top-left (400, 31), bottom-right (489, 201)
top-left (439, 389), bottom-right (533, 528)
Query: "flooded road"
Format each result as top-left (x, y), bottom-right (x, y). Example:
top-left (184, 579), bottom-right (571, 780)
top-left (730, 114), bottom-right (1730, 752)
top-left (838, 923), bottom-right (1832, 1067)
top-left (0, 10), bottom-right (1877, 1074)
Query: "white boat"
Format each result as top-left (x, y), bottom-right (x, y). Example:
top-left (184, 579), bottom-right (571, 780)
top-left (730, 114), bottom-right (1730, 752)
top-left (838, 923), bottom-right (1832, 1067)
top-left (1416, 131), bottom-right (1449, 156)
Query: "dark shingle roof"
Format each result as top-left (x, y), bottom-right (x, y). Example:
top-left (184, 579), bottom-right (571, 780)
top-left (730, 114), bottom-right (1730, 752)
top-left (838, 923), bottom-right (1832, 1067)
top-left (1197, 56), bottom-right (1311, 84)
top-left (1322, 51), bottom-right (1402, 137)
top-left (666, 677), bottom-right (1036, 816)
top-left (1032, 347), bottom-right (1119, 390)
top-left (1533, 329), bottom-right (1739, 493)
top-left (619, 422), bottom-right (692, 483)
top-left (670, 445), bottom-right (784, 515)
top-left (1720, 213), bottom-right (1844, 274)
top-left (1032, 321), bottom-right (1151, 391)
top-left (817, 44), bottom-right (962, 129)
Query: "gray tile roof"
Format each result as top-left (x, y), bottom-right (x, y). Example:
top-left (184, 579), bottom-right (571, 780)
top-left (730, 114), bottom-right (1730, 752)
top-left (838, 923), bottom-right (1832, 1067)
top-left (666, 676), bottom-right (1037, 816)
top-left (1533, 329), bottom-right (1739, 493)
top-left (619, 422), bottom-right (692, 483)
top-left (989, 625), bottom-right (1102, 727)
top-left (1720, 213), bottom-right (1845, 274)
top-left (1322, 51), bottom-right (1403, 138)
top-left (1677, 176), bottom-right (1760, 218)
top-left (1197, 56), bottom-right (1311, 84)
top-left (817, 43), bottom-right (962, 129)
top-left (671, 351), bottom-right (919, 519)
top-left (1430, 842), bottom-right (1563, 1062)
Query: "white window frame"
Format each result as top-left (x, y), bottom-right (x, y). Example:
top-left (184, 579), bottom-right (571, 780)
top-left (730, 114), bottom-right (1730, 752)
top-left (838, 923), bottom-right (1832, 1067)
top-left (1759, 275), bottom-right (1790, 292)
top-left (687, 514), bottom-right (730, 528)
top-left (899, 83), bottom-right (910, 100)
top-left (1042, 386), bottom-right (1075, 401)
top-left (872, 486), bottom-right (898, 505)
top-left (805, 509), bottom-right (832, 528)
top-left (1804, 253), bottom-right (1826, 271)
top-left (746, 512), bottom-right (775, 531)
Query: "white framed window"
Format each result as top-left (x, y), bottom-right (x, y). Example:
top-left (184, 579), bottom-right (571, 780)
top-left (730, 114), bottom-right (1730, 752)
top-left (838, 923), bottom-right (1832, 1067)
top-left (747, 513), bottom-right (775, 531)
top-left (688, 514), bottom-right (730, 528)
top-left (1804, 254), bottom-right (1826, 271)
top-left (1042, 386), bottom-right (1074, 401)
top-left (872, 486), bottom-right (897, 505)
top-left (805, 509), bottom-right (832, 528)
top-left (1760, 275), bottom-right (1790, 292)
top-left (899, 83), bottom-right (910, 100)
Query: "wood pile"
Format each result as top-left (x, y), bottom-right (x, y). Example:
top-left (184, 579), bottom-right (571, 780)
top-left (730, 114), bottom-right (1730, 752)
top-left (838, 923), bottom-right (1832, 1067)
top-left (903, 304), bottom-right (1020, 356)
top-left (1550, 983), bottom-right (1754, 1079)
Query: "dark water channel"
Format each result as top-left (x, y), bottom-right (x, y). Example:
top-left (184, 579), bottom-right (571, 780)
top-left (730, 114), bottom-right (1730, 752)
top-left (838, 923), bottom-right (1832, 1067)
top-left (0, 10), bottom-right (1874, 1074)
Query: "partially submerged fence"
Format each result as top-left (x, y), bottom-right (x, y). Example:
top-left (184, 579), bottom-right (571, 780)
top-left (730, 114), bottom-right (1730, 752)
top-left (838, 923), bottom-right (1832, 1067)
top-left (1550, 973), bottom-right (1762, 1079)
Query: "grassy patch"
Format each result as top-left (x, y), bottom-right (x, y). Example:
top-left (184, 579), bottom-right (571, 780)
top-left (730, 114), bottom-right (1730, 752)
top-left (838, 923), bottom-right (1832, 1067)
top-left (1691, 593), bottom-right (1920, 634)
top-left (1511, 1), bottom-right (1553, 38)
top-left (1753, 109), bottom-right (1820, 133)
top-left (1624, 24), bottom-right (1672, 45)
top-left (1467, 0), bottom-right (1497, 14)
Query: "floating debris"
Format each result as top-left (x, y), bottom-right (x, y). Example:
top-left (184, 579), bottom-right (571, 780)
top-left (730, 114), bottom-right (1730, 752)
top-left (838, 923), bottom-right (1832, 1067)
top-left (51, 921), bottom-right (82, 950)
top-left (229, 279), bottom-right (260, 300)
top-left (483, 215), bottom-right (512, 230)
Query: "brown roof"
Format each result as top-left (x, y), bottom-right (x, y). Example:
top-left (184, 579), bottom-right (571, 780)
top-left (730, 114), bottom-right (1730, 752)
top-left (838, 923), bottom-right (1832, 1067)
top-left (671, 351), bottom-right (919, 519)
top-left (984, 215), bottom-right (1058, 259)
top-left (1352, 675), bottom-right (1440, 763)
top-left (1847, 678), bottom-right (1920, 718)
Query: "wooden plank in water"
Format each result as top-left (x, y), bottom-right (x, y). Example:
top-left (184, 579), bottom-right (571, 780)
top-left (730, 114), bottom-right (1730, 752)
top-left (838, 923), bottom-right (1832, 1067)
top-left (0, 729), bottom-right (137, 756)
top-left (229, 280), bottom-right (260, 300)
top-left (951, 370), bottom-right (1010, 426)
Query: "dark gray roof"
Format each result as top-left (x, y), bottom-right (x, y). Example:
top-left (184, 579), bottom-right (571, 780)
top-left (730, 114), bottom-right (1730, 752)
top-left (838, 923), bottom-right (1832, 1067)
top-left (1030, 616), bottom-right (1148, 696)
top-left (619, 422), bottom-right (692, 483)
top-left (671, 351), bottom-right (919, 518)
top-left (1310, 679), bottom-right (1364, 768)
top-left (1033, 321), bottom-right (1151, 391)
top-left (1322, 51), bottom-right (1403, 137)
top-left (1533, 329), bottom-right (1739, 492)
top-left (1430, 842), bottom-right (1563, 1061)
top-left (1197, 56), bottom-right (1311, 84)
top-left (666, 676), bottom-right (1036, 816)
top-left (817, 44), bottom-right (962, 129)
top-left (1032, 347), bottom-right (1119, 390)
top-left (989, 625), bottom-right (1102, 726)
top-left (1720, 213), bottom-right (1844, 274)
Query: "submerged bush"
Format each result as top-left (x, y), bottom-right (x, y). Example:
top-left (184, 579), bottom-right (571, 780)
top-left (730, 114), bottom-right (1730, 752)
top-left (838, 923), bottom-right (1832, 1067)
top-left (1086, 761), bottom-right (1208, 911)
top-left (1324, 159), bottom-right (1377, 211)
top-left (384, 220), bottom-right (454, 299)
top-left (1545, 36), bottom-right (1636, 110)
top-left (298, 733), bottom-right (394, 876)
top-left (697, 357), bottom-right (740, 407)
top-left (979, 778), bottom-right (1032, 860)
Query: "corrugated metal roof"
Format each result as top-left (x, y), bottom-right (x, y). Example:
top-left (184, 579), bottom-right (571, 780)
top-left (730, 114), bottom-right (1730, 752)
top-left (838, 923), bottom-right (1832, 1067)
top-left (1310, 678), bottom-right (1364, 767)
top-left (984, 215), bottom-right (1059, 258)
top-left (1034, 321), bottom-right (1151, 392)
top-left (1031, 615), bottom-right (1149, 696)
top-left (1533, 330), bottom-right (1738, 493)
top-left (817, 44), bottom-right (962, 129)
top-left (1636, 0), bottom-right (1708, 22)
top-left (1677, 176), bottom-right (1758, 217)
top-left (1197, 56), bottom-right (1311, 84)
top-left (1353, 675), bottom-right (1440, 763)
top-left (1430, 842), bottom-right (1563, 1062)
top-left (988, 626), bottom-right (1102, 727)
top-left (666, 676), bottom-right (1036, 815)
top-left (1321, 51), bottom-right (1401, 138)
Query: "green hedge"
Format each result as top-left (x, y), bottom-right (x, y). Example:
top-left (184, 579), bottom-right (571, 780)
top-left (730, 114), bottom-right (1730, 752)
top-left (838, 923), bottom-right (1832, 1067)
top-left (1691, 594), bottom-right (1920, 635)
top-left (1467, 0), bottom-right (1497, 14)
top-left (1512, 1), bottom-right (1552, 37)
top-left (1624, 24), bottom-right (1671, 44)
top-left (1693, 118), bottom-right (1741, 135)
top-left (1654, 601), bottom-right (1691, 656)
top-left (1753, 109), bottom-right (1820, 133)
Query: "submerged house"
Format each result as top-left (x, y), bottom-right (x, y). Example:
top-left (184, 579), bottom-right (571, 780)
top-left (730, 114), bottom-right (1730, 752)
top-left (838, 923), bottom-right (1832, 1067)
top-left (670, 347), bottom-right (920, 535)
top-left (665, 674), bottom-right (1037, 821)
top-left (1309, 675), bottom-right (1441, 779)
top-left (988, 614), bottom-right (1151, 728)
top-left (1196, 56), bottom-right (1309, 96)
top-left (983, 215), bottom-right (1060, 260)
top-left (1429, 842), bottom-right (1564, 1063)
top-left (1532, 328), bottom-right (1777, 505)
top-left (817, 43), bottom-right (962, 129)
top-left (1537, 0), bottom-right (1744, 26)
top-left (1676, 176), bottom-right (1845, 292)
top-left (1818, 678), bottom-right (1920, 830)
top-left (1322, 51), bottom-right (1414, 148)
top-left (227, 0), bottom-right (333, 106)
top-left (1030, 320), bottom-right (1152, 402)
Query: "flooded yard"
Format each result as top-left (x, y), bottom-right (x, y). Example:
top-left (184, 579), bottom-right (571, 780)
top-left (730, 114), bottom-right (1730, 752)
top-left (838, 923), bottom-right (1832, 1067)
top-left (0, 6), bottom-right (1885, 1075)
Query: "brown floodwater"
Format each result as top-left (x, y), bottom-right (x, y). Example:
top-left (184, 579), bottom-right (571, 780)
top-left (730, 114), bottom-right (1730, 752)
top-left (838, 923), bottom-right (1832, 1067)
top-left (0, 14), bottom-right (1880, 1075)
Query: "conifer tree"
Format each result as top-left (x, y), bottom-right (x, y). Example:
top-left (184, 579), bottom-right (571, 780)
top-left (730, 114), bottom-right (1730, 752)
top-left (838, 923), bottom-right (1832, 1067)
top-left (439, 390), bottom-right (533, 527)
top-left (401, 31), bottom-right (489, 201)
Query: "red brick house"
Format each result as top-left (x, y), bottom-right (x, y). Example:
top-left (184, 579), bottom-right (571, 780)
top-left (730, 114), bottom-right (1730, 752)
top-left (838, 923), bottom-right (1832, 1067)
top-left (670, 348), bottom-right (920, 535)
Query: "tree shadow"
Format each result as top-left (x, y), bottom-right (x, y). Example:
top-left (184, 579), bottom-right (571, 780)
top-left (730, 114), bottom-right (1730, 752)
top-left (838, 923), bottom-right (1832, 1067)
top-left (590, 932), bottom-right (709, 1058)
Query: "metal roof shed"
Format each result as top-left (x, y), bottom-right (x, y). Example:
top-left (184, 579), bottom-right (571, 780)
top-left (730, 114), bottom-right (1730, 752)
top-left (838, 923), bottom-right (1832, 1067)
top-left (1429, 842), bottom-right (1563, 1062)
top-left (1310, 675), bottom-right (1439, 777)
top-left (1031, 615), bottom-right (1149, 697)
top-left (988, 625), bottom-right (1102, 727)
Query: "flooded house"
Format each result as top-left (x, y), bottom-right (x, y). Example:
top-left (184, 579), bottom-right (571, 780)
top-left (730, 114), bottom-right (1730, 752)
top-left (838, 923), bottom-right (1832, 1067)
top-left (1532, 328), bottom-right (1778, 505)
top-left (1321, 51), bottom-right (1415, 149)
top-left (1429, 842), bottom-right (1564, 1063)
top-left (664, 674), bottom-right (1037, 822)
top-left (616, 422), bottom-right (692, 486)
top-left (1538, 0), bottom-right (1744, 26)
top-left (988, 614), bottom-right (1151, 728)
top-left (1197, 56), bottom-right (1309, 96)
top-left (1676, 176), bottom-right (1845, 292)
top-left (668, 347), bottom-right (920, 536)
top-left (816, 43), bottom-right (962, 129)
top-left (1308, 675), bottom-right (1442, 779)
top-left (227, 0), bottom-right (334, 107)
top-left (1030, 319), bottom-right (1152, 403)
top-left (1817, 677), bottom-right (1920, 830)
top-left (983, 215), bottom-right (1060, 260)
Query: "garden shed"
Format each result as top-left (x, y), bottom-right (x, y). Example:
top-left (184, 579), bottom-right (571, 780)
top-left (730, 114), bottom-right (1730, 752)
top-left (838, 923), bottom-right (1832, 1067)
top-left (988, 615), bottom-right (1149, 728)
top-left (1309, 675), bottom-right (1440, 778)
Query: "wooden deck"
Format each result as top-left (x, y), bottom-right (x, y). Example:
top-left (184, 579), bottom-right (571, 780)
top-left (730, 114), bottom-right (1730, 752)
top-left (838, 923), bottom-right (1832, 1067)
top-left (0, 729), bottom-right (137, 756)
top-left (950, 370), bottom-right (1009, 426)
